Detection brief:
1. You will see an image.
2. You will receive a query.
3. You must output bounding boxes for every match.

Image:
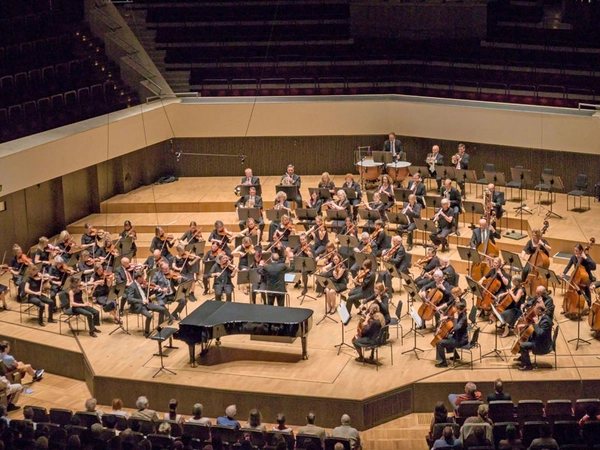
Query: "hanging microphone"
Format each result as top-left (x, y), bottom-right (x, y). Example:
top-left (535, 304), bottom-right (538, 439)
top-left (176, 152), bottom-right (181, 162)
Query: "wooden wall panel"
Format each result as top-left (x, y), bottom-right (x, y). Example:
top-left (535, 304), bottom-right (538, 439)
top-left (122, 141), bottom-right (176, 193)
top-left (62, 167), bottom-right (100, 225)
top-left (0, 191), bottom-right (28, 259)
top-left (24, 178), bottom-right (65, 249)
top-left (97, 158), bottom-right (124, 203)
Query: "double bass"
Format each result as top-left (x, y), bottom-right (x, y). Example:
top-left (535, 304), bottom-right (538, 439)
top-left (525, 221), bottom-right (550, 295)
top-left (588, 286), bottom-right (600, 335)
top-left (470, 197), bottom-right (499, 280)
top-left (563, 237), bottom-right (595, 319)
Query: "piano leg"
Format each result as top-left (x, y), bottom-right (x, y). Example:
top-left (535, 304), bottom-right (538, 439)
top-left (188, 344), bottom-right (197, 368)
top-left (302, 335), bottom-right (308, 360)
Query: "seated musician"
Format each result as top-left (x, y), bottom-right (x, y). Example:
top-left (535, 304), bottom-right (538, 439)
top-left (524, 285), bottom-right (555, 321)
top-left (561, 243), bottom-right (597, 308)
top-left (361, 192), bottom-right (387, 232)
top-left (90, 264), bottom-right (120, 325)
top-left (68, 277), bottom-right (101, 338)
top-left (47, 256), bottom-right (70, 299)
top-left (515, 304), bottom-right (553, 371)
top-left (81, 223), bottom-right (99, 251)
top-left (232, 236), bottom-right (255, 270)
top-left (23, 265), bottom-right (56, 327)
top-left (32, 237), bottom-right (55, 268)
top-left (305, 191), bottom-right (323, 218)
top-left (498, 275), bottom-right (526, 338)
top-left (398, 193), bottom-right (421, 251)
top-left (114, 256), bottom-right (135, 314)
top-left (125, 271), bottom-right (171, 338)
top-left (235, 186), bottom-right (265, 233)
top-left (434, 301), bottom-right (468, 368)
top-left (429, 198), bottom-right (455, 253)
top-left (353, 303), bottom-right (385, 363)
top-left (439, 257), bottom-right (459, 287)
top-left (57, 230), bottom-right (77, 264)
top-left (269, 191), bottom-right (292, 241)
top-left (280, 164), bottom-right (303, 208)
top-left (119, 220), bottom-right (137, 257)
top-left (470, 218), bottom-right (500, 250)
top-left (101, 235), bottom-right (119, 270)
top-left (241, 167), bottom-right (260, 186)
top-left (478, 257), bottom-right (510, 318)
top-left (202, 242), bottom-right (223, 296)
top-left (377, 175), bottom-right (395, 210)
top-left (406, 173), bottom-right (427, 207)
top-left (144, 250), bottom-right (163, 272)
top-left (271, 215), bottom-right (295, 251)
top-left (208, 221), bottom-right (233, 257)
top-left (322, 253), bottom-right (348, 315)
top-left (180, 221), bottom-right (204, 247)
top-left (440, 179), bottom-right (462, 236)
top-left (418, 269), bottom-right (453, 327)
top-left (210, 254), bottom-right (238, 302)
top-left (238, 217), bottom-right (262, 244)
top-left (520, 228), bottom-right (551, 280)
top-left (426, 145), bottom-right (444, 192)
top-left (150, 226), bottom-right (177, 263)
top-left (9, 244), bottom-right (29, 300)
top-left (342, 173), bottom-right (362, 221)
top-left (350, 233), bottom-right (374, 277)
top-left (287, 233), bottom-right (314, 296)
top-left (370, 220), bottom-right (388, 258)
top-left (454, 143), bottom-right (470, 199)
top-left (346, 259), bottom-right (376, 316)
top-left (318, 172), bottom-right (336, 197)
top-left (308, 216), bottom-right (329, 257)
top-left (380, 235), bottom-right (410, 293)
top-left (358, 282), bottom-right (391, 325)
top-left (77, 251), bottom-right (96, 283)
top-left (172, 244), bottom-right (200, 302)
top-left (415, 247), bottom-right (440, 289)
top-left (325, 189), bottom-right (351, 232)
top-left (487, 183), bottom-right (506, 220)
top-left (152, 262), bottom-right (182, 322)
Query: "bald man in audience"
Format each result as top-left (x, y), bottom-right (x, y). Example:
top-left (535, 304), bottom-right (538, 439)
top-left (297, 411), bottom-right (327, 442)
top-left (332, 414), bottom-right (361, 450)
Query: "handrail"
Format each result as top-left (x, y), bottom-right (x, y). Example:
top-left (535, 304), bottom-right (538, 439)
top-left (90, 6), bottom-right (122, 32)
top-left (107, 30), bottom-right (139, 55)
top-left (578, 103), bottom-right (600, 110)
top-left (146, 92), bottom-right (201, 103)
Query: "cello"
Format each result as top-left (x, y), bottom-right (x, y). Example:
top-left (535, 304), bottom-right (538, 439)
top-left (562, 238), bottom-right (595, 319)
top-left (418, 287), bottom-right (444, 322)
top-left (430, 304), bottom-right (457, 347)
top-left (588, 285), bottom-right (600, 335)
top-left (524, 221), bottom-right (550, 295)
top-left (510, 302), bottom-right (539, 354)
top-left (476, 260), bottom-right (506, 312)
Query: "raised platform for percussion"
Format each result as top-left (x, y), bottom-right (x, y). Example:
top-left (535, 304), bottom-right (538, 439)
top-left (387, 161), bottom-right (411, 183)
top-left (356, 158), bottom-right (384, 181)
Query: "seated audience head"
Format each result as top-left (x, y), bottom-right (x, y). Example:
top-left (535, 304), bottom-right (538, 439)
top-left (341, 414), bottom-right (351, 425)
top-left (465, 382), bottom-right (477, 394)
top-left (494, 378), bottom-right (504, 394)
top-left (434, 401), bottom-right (448, 422)
top-left (306, 411), bottom-right (316, 424)
top-left (24, 406), bottom-right (34, 420)
top-left (85, 398), bottom-right (98, 412)
top-left (192, 403), bottom-right (204, 418)
top-left (248, 409), bottom-right (261, 427)
top-left (225, 405), bottom-right (237, 419)
top-left (158, 421), bottom-right (171, 436)
top-left (135, 396), bottom-right (149, 410)
top-left (505, 424), bottom-right (518, 441)
top-left (112, 398), bottom-right (124, 411)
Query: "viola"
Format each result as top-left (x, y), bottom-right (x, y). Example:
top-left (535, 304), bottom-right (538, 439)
top-left (160, 234), bottom-right (175, 242)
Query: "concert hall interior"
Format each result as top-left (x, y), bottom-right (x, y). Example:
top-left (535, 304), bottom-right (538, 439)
top-left (2, 0), bottom-right (600, 449)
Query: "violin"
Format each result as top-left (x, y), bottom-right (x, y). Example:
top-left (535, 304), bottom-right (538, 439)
top-left (59, 265), bottom-right (76, 275)
top-left (18, 254), bottom-right (33, 266)
top-left (191, 228), bottom-right (204, 241)
top-left (352, 269), bottom-right (369, 287)
top-left (218, 228), bottom-right (234, 238)
top-left (383, 244), bottom-right (401, 261)
top-left (160, 234), bottom-right (175, 243)
top-left (414, 254), bottom-right (434, 269)
top-left (182, 251), bottom-right (200, 261)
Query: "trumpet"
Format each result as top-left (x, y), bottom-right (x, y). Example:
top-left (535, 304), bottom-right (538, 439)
top-left (426, 153), bottom-right (436, 171)
top-left (452, 153), bottom-right (462, 165)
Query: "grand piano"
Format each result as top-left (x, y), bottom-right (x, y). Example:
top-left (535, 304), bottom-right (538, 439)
top-left (174, 301), bottom-right (313, 365)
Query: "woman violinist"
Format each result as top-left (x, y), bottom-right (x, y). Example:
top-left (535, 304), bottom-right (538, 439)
top-left (120, 220), bottom-right (137, 257)
top-left (9, 244), bottom-right (31, 300)
top-left (305, 190), bottom-right (323, 216)
top-left (352, 303), bottom-right (385, 363)
top-left (90, 264), bottom-right (121, 324)
top-left (202, 242), bottom-right (224, 296)
top-left (77, 250), bottom-right (96, 283)
top-left (33, 237), bottom-right (58, 268)
top-left (497, 275), bottom-right (526, 338)
top-left (172, 244), bottom-right (200, 302)
top-left (210, 254), bottom-right (238, 302)
top-left (150, 226), bottom-right (177, 263)
top-left (238, 217), bottom-right (262, 244)
top-left (208, 220), bottom-right (234, 255)
top-left (358, 282), bottom-right (391, 324)
top-left (308, 216), bottom-right (329, 257)
top-left (561, 242), bottom-right (596, 308)
top-left (232, 236), bottom-right (255, 270)
top-left (361, 192), bottom-right (388, 231)
top-left (322, 253), bottom-right (348, 315)
top-left (346, 259), bottom-right (376, 315)
top-left (23, 265), bottom-right (56, 327)
top-left (57, 230), bottom-right (77, 263)
top-left (68, 277), bottom-right (101, 338)
top-left (271, 215), bottom-right (295, 252)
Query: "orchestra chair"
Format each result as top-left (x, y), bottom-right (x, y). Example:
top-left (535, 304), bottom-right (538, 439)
top-left (8, 278), bottom-right (18, 298)
top-left (102, 413), bottom-right (129, 431)
top-left (534, 168), bottom-right (555, 204)
top-left (574, 398), bottom-right (600, 421)
top-left (296, 434), bottom-right (324, 450)
top-left (75, 411), bottom-right (101, 428)
top-left (455, 327), bottom-right (481, 370)
top-left (582, 420), bottom-right (600, 447)
top-left (476, 164), bottom-right (495, 198)
top-left (182, 422), bottom-right (211, 443)
top-left (57, 291), bottom-right (87, 335)
top-left (18, 295), bottom-right (37, 324)
top-left (506, 165), bottom-right (528, 200)
top-left (355, 324), bottom-right (392, 371)
top-left (488, 400), bottom-right (515, 423)
top-left (567, 173), bottom-right (590, 211)
top-left (545, 399), bottom-right (573, 424)
top-left (552, 420), bottom-right (582, 447)
top-left (532, 325), bottom-right (559, 370)
top-left (521, 421), bottom-right (549, 449)
top-left (492, 422), bottom-right (519, 450)
top-left (23, 405), bottom-right (49, 423)
top-left (389, 300), bottom-right (403, 343)
top-left (517, 400), bottom-right (545, 426)
top-left (49, 408), bottom-right (73, 427)
top-left (266, 430), bottom-right (295, 450)
top-left (324, 437), bottom-right (351, 450)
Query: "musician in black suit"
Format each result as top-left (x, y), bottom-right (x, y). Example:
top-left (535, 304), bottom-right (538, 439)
top-left (235, 186), bottom-right (265, 231)
top-left (280, 164), bottom-right (303, 208)
top-left (380, 235), bottom-right (410, 293)
top-left (426, 145), bottom-right (444, 192)
top-left (398, 194), bottom-right (421, 251)
top-left (435, 302), bottom-right (468, 367)
top-left (430, 198), bottom-right (455, 252)
top-left (439, 257), bottom-right (459, 287)
top-left (383, 132), bottom-right (406, 162)
top-left (516, 305), bottom-right (553, 371)
top-left (440, 179), bottom-right (462, 235)
top-left (342, 174), bottom-right (363, 221)
top-left (415, 248), bottom-right (441, 289)
top-left (487, 183), bottom-right (506, 220)
top-left (210, 254), bottom-right (238, 302)
top-left (258, 253), bottom-right (293, 306)
top-left (453, 143), bottom-right (470, 198)
top-left (470, 218), bottom-right (501, 249)
top-left (346, 259), bottom-right (376, 315)
top-left (419, 270), bottom-right (453, 326)
top-left (152, 262), bottom-right (185, 321)
top-left (406, 173), bottom-right (427, 207)
top-left (241, 168), bottom-right (260, 186)
top-left (114, 256), bottom-right (134, 314)
top-left (125, 272), bottom-right (171, 337)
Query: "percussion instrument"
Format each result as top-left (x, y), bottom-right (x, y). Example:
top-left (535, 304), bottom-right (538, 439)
top-left (356, 158), bottom-right (383, 181)
top-left (386, 161), bottom-right (411, 182)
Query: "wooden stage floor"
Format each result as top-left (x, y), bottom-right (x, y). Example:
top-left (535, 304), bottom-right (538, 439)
top-left (3, 175), bottom-right (600, 430)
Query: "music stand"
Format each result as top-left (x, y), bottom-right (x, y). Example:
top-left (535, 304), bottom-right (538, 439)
top-left (294, 257), bottom-right (317, 304)
top-left (438, 166), bottom-right (456, 181)
top-left (108, 281), bottom-right (129, 335)
top-left (414, 218), bottom-right (437, 246)
top-left (233, 235), bottom-right (258, 249)
top-left (276, 185), bottom-right (299, 202)
top-left (500, 250), bottom-right (523, 274)
top-left (354, 252), bottom-right (377, 271)
top-left (309, 188), bottom-right (332, 201)
top-left (465, 276), bottom-right (485, 324)
top-left (237, 207), bottom-right (262, 223)
top-left (536, 266), bottom-right (561, 296)
top-left (457, 246), bottom-right (481, 280)
top-left (115, 237), bottom-right (133, 256)
top-left (394, 189), bottom-right (412, 204)
top-left (288, 235), bottom-right (301, 250)
top-left (266, 209), bottom-right (287, 223)
top-left (342, 188), bottom-right (358, 201)
top-left (455, 169), bottom-right (478, 197)
top-left (484, 171), bottom-right (507, 188)
top-left (366, 191), bottom-right (390, 205)
top-left (424, 196), bottom-right (441, 218)
top-left (562, 274), bottom-right (592, 349)
top-left (175, 278), bottom-right (194, 305)
top-left (296, 208), bottom-right (318, 225)
top-left (335, 301), bottom-right (354, 355)
top-left (338, 235), bottom-right (358, 260)
top-left (400, 271), bottom-right (417, 318)
top-left (66, 250), bottom-right (83, 267)
top-left (401, 301), bottom-right (425, 359)
top-left (482, 304), bottom-right (505, 361)
top-left (357, 209), bottom-right (380, 230)
top-left (387, 212), bottom-right (409, 229)
top-left (237, 269), bottom-right (260, 299)
top-left (314, 275), bottom-right (338, 325)
top-left (540, 173), bottom-right (564, 220)
top-left (239, 184), bottom-right (262, 197)
top-left (463, 201), bottom-right (485, 230)
top-left (325, 210), bottom-right (349, 232)
top-left (149, 323), bottom-right (178, 378)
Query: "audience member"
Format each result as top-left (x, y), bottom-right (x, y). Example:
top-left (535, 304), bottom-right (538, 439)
top-left (272, 412), bottom-right (293, 435)
top-left (486, 379), bottom-right (511, 402)
top-left (332, 414), bottom-right (361, 450)
top-left (431, 425), bottom-right (462, 449)
top-left (23, 406), bottom-right (36, 429)
top-left (216, 405), bottom-right (240, 429)
top-left (448, 382), bottom-right (482, 413)
top-left (464, 404), bottom-right (493, 426)
top-left (243, 408), bottom-right (266, 431)
top-left (429, 401), bottom-right (454, 439)
top-left (0, 340), bottom-right (44, 382)
top-left (0, 405), bottom-right (9, 425)
top-left (164, 398), bottom-right (183, 423)
top-left (498, 424), bottom-right (522, 450)
top-left (84, 398), bottom-right (104, 419)
top-left (0, 363), bottom-right (23, 412)
top-left (461, 404), bottom-right (493, 442)
top-left (528, 423), bottom-right (558, 450)
top-left (187, 403), bottom-right (211, 426)
top-left (463, 426), bottom-right (491, 449)
top-left (579, 403), bottom-right (600, 427)
top-left (108, 398), bottom-right (130, 419)
top-left (297, 411), bottom-right (327, 442)
top-left (158, 421), bottom-right (174, 438)
top-left (131, 396), bottom-right (159, 422)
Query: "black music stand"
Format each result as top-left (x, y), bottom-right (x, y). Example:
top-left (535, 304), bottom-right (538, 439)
top-left (237, 207), bottom-right (262, 223)
top-left (400, 271), bottom-right (417, 318)
top-left (500, 250), bottom-right (523, 274)
top-left (239, 184), bottom-right (262, 197)
top-left (394, 189), bottom-right (412, 204)
top-left (294, 257), bottom-right (317, 304)
top-left (325, 210), bottom-right (348, 233)
top-left (539, 173), bottom-right (564, 220)
top-left (338, 235), bottom-right (358, 261)
top-left (457, 246), bottom-right (481, 280)
top-left (387, 212), bottom-right (410, 229)
top-left (266, 209), bottom-right (287, 223)
top-left (288, 235), bottom-right (301, 250)
top-left (401, 290), bottom-right (425, 359)
top-left (309, 188), bottom-right (332, 201)
top-left (233, 235), bottom-right (258, 248)
top-left (175, 278), bottom-right (194, 306)
top-left (335, 301), bottom-right (354, 355)
top-left (414, 218), bottom-right (437, 246)
top-left (66, 250), bottom-right (83, 267)
top-left (354, 252), bottom-right (377, 271)
top-left (455, 169), bottom-right (477, 198)
top-left (115, 237), bottom-right (134, 256)
top-left (108, 281), bottom-right (129, 335)
top-left (276, 185), bottom-right (299, 202)
top-left (342, 188), bottom-right (358, 201)
top-left (296, 209), bottom-right (319, 228)
top-left (382, 261), bottom-right (402, 304)
top-left (482, 304), bottom-right (505, 361)
top-left (366, 191), bottom-right (390, 205)
top-left (537, 266), bottom-right (561, 299)
top-left (237, 269), bottom-right (261, 300)
top-left (465, 276), bottom-right (485, 323)
top-left (463, 201), bottom-right (485, 230)
top-left (149, 323), bottom-right (178, 378)
top-left (184, 241), bottom-right (205, 256)
top-left (357, 209), bottom-right (380, 231)
top-left (314, 275), bottom-right (338, 325)
top-left (484, 171), bottom-right (507, 188)
top-left (424, 195), bottom-right (441, 218)
top-left (372, 151), bottom-right (393, 164)
top-left (438, 166), bottom-right (456, 181)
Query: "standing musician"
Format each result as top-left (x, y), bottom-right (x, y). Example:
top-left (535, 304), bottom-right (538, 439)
top-left (453, 143), bottom-right (470, 199)
top-left (180, 221), bottom-right (204, 247)
top-left (209, 220), bottom-right (234, 256)
top-left (426, 145), bottom-right (444, 192)
top-left (430, 198), bottom-right (455, 253)
top-left (561, 243), bottom-right (596, 307)
top-left (32, 237), bottom-right (56, 268)
top-left (322, 253), bottom-right (348, 315)
top-left (308, 216), bottom-right (329, 257)
top-left (520, 228), bottom-right (551, 280)
top-left (434, 302), bottom-right (468, 368)
top-left (68, 277), bottom-right (101, 338)
top-left (398, 193), bottom-right (421, 251)
top-left (350, 233), bottom-right (374, 276)
top-left (439, 257), bottom-right (459, 287)
top-left (150, 226), bottom-right (177, 263)
top-left (470, 218), bottom-right (500, 249)
top-left (269, 191), bottom-right (293, 242)
top-left (235, 186), bottom-right (265, 233)
top-left (377, 175), bottom-right (395, 210)
top-left (77, 251), bottom-right (96, 282)
top-left (172, 244), bottom-right (199, 302)
top-left (515, 305), bottom-right (552, 371)
top-left (287, 233), bottom-right (314, 296)
top-left (119, 220), bottom-right (137, 257)
top-left (353, 303), bottom-right (385, 363)
top-left (370, 220), bottom-right (388, 258)
top-left (325, 190), bottom-right (351, 232)
top-left (415, 247), bottom-right (440, 289)
top-left (498, 275), bottom-right (526, 338)
top-left (9, 244), bottom-right (31, 300)
top-left (271, 215), bottom-right (295, 251)
top-left (487, 183), bottom-right (506, 220)
top-left (89, 264), bottom-right (121, 325)
top-left (419, 269), bottom-right (453, 327)
top-left (152, 262), bottom-right (183, 322)
top-left (210, 254), bottom-right (238, 302)
top-left (440, 179), bottom-right (462, 235)
top-left (23, 265), bottom-right (56, 327)
top-left (258, 252), bottom-right (293, 307)
top-left (318, 172), bottom-right (336, 196)
top-left (407, 173), bottom-right (427, 207)
top-left (358, 282), bottom-right (391, 325)
top-left (342, 173), bottom-right (362, 221)
top-left (241, 168), bottom-right (260, 186)
top-left (238, 217), bottom-right (262, 244)
top-left (202, 242), bottom-right (224, 295)
top-left (380, 235), bottom-right (410, 293)
top-left (346, 259), bottom-right (376, 316)
top-left (125, 271), bottom-right (170, 338)
top-left (280, 164), bottom-right (303, 208)
top-left (361, 192), bottom-right (388, 231)
top-left (383, 132), bottom-right (406, 162)
top-left (144, 250), bottom-right (164, 272)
